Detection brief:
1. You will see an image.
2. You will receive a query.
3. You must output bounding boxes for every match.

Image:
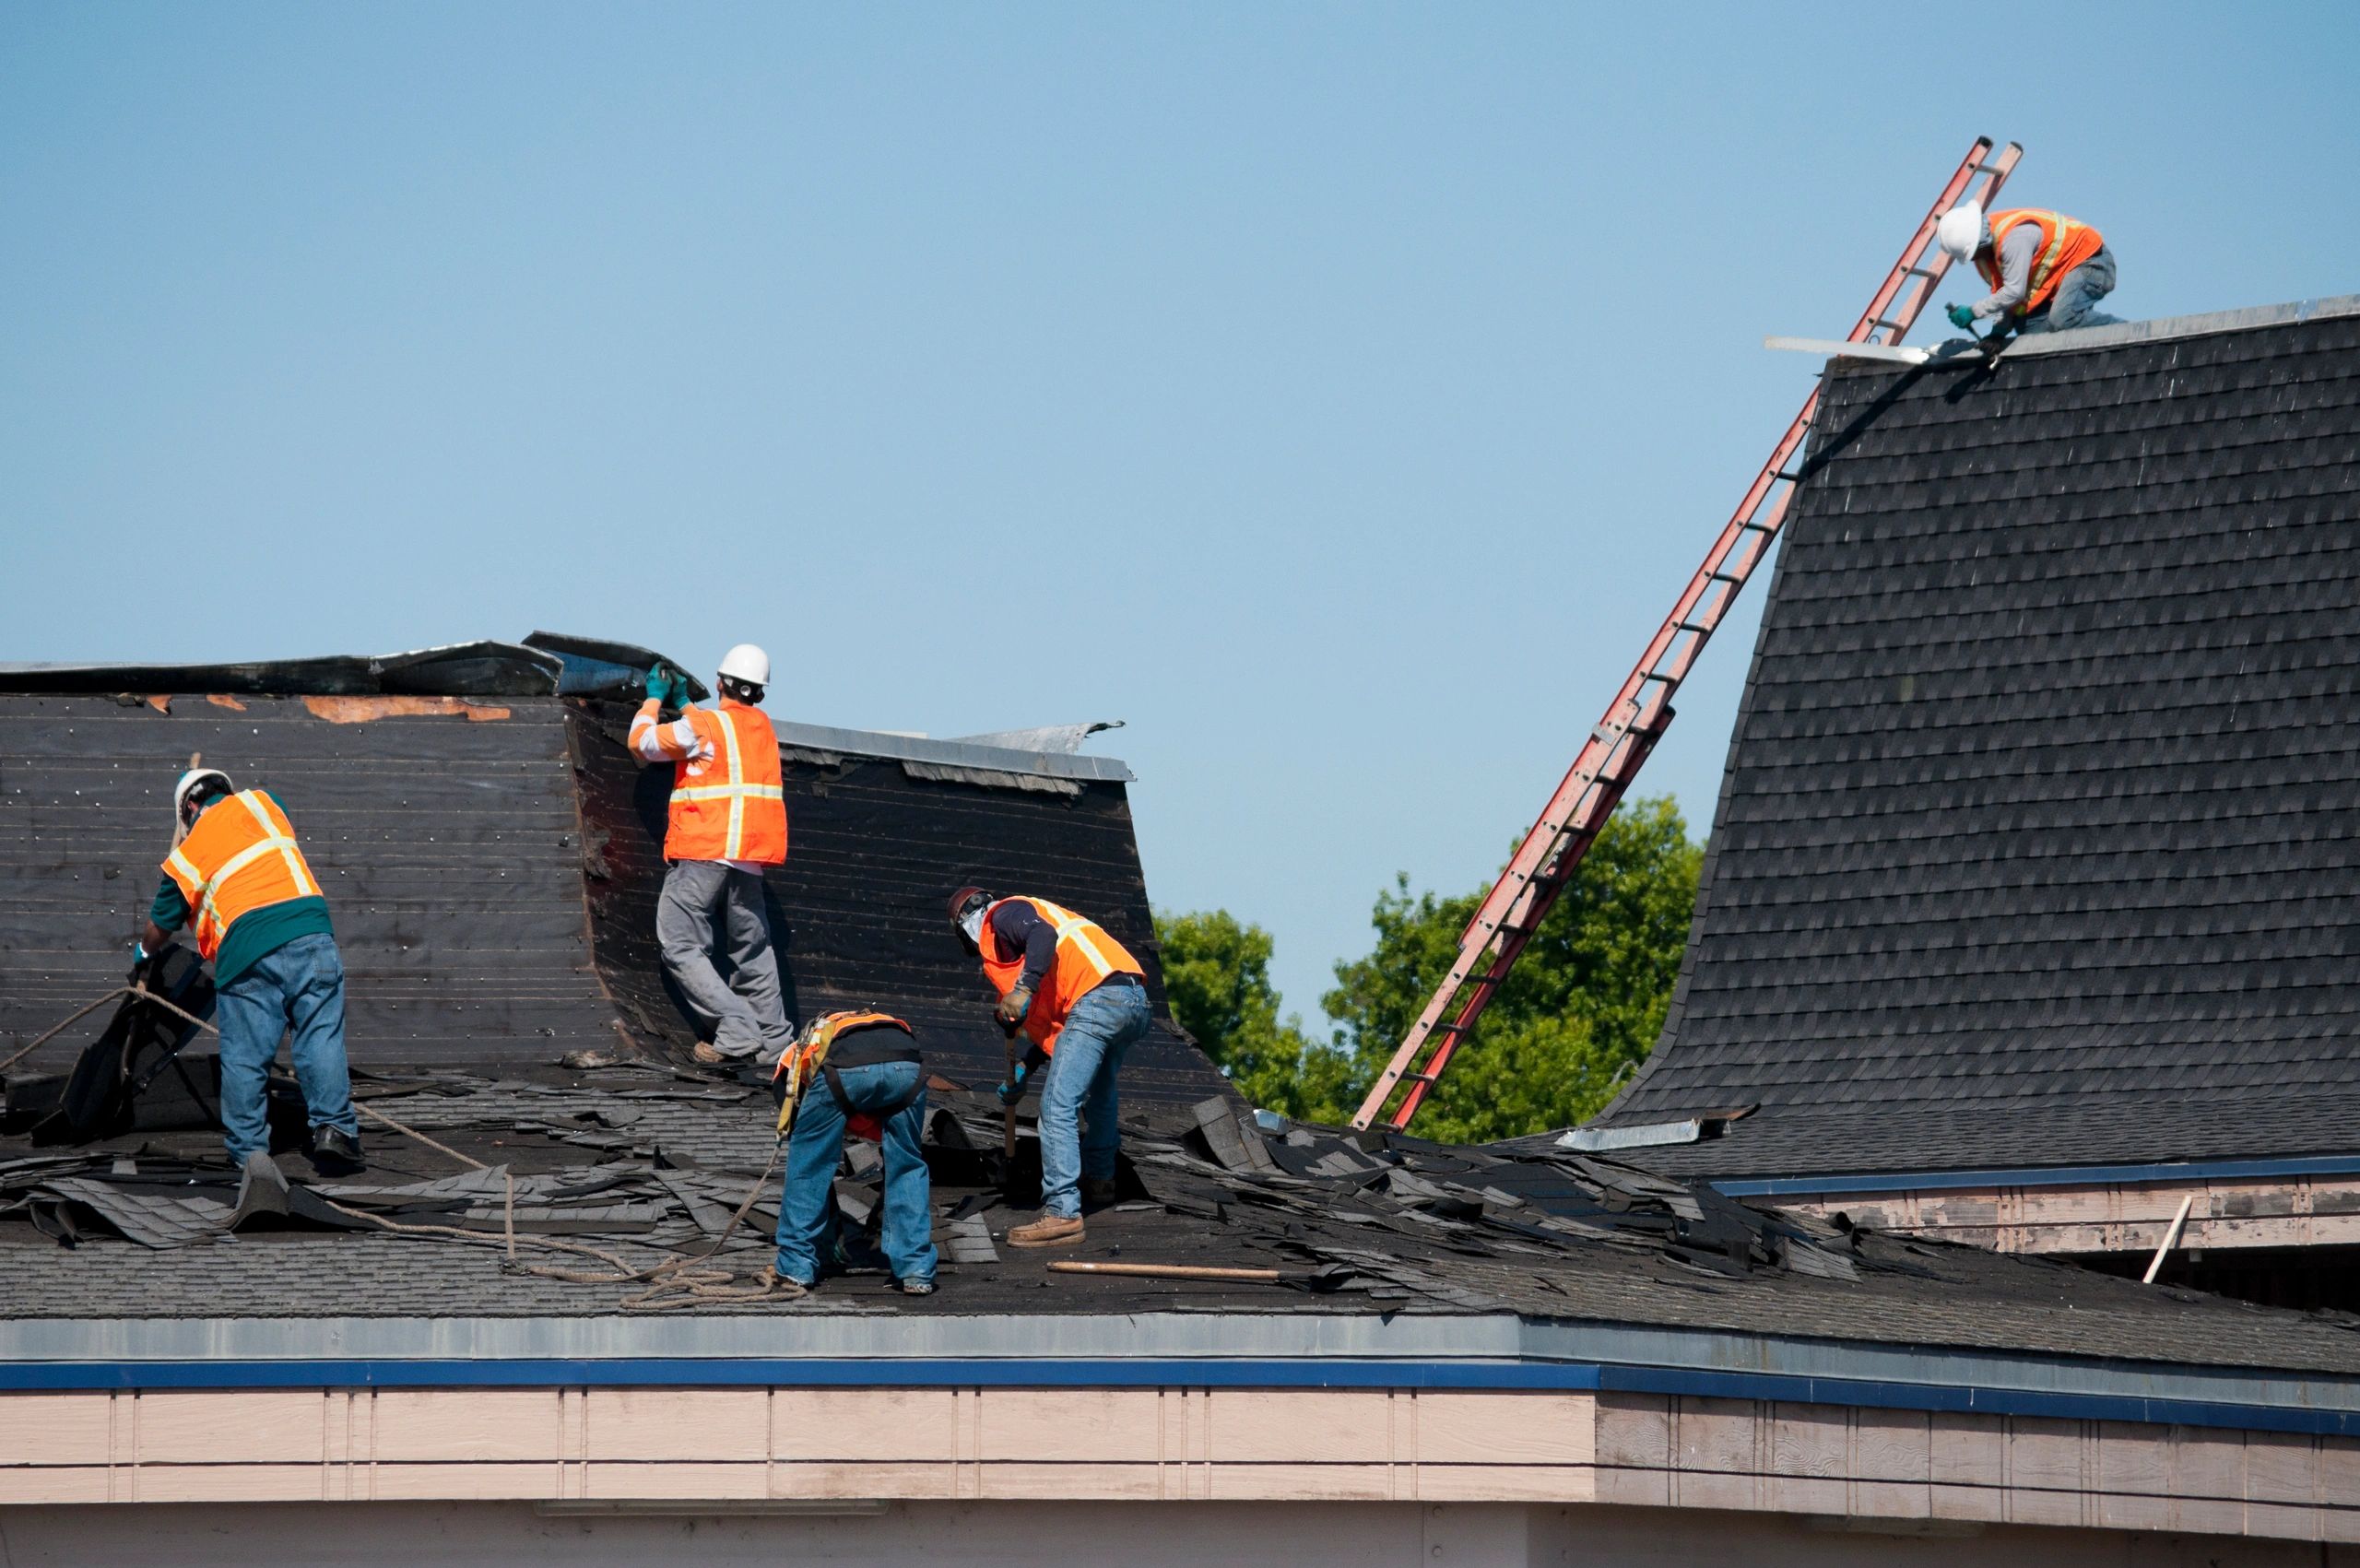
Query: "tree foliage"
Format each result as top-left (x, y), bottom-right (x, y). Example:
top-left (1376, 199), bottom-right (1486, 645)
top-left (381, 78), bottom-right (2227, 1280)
top-left (1156, 796), bottom-right (1703, 1144)
top-left (1151, 908), bottom-right (1349, 1116)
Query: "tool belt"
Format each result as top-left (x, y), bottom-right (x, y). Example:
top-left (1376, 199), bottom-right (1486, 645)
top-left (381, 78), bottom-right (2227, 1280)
top-left (773, 1010), bottom-right (921, 1144)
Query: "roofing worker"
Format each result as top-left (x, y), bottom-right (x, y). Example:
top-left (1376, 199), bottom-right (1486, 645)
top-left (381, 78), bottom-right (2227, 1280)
top-left (1939, 199), bottom-right (2121, 337)
top-left (137, 768), bottom-right (361, 1172)
top-left (768, 1009), bottom-right (938, 1297)
top-left (949, 886), bottom-right (1150, 1248)
top-left (630, 645), bottom-right (793, 1067)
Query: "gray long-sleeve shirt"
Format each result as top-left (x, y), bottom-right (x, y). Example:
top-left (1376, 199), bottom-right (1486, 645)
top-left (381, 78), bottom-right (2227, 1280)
top-left (1969, 222), bottom-right (2045, 321)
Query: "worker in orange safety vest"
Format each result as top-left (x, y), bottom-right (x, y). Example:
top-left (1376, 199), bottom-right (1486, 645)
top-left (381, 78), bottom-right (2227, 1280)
top-left (1937, 200), bottom-right (2120, 337)
top-left (630, 644), bottom-right (793, 1067)
top-left (950, 886), bottom-right (1150, 1249)
top-left (137, 768), bottom-right (362, 1173)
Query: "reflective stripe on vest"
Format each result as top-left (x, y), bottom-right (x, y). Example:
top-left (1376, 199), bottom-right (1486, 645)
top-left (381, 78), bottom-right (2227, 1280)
top-left (163, 791), bottom-right (321, 961)
top-left (977, 896), bottom-right (1145, 1052)
top-left (664, 702), bottom-right (787, 864)
top-left (1976, 209), bottom-right (2105, 316)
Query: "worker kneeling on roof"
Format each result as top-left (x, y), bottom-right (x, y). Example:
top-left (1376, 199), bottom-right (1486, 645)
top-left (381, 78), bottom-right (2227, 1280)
top-left (767, 1010), bottom-right (938, 1296)
top-left (631, 645), bottom-right (793, 1067)
top-left (1938, 199), bottom-right (2120, 338)
top-left (138, 769), bottom-right (362, 1173)
top-left (950, 886), bottom-right (1150, 1249)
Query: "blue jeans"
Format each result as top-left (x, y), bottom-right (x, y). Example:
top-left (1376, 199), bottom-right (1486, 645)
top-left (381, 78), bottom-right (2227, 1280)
top-left (214, 933), bottom-right (359, 1163)
top-left (2017, 245), bottom-right (2120, 334)
top-left (1036, 981), bottom-right (1152, 1219)
top-left (773, 1059), bottom-right (938, 1286)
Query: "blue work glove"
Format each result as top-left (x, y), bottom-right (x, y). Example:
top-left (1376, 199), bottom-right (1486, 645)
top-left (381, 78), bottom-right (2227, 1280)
top-left (644, 664), bottom-right (680, 707)
top-left (1945, 302), bottom-right (1976, 331)
top-left (996, 1051), bottom-right (1044, 1107)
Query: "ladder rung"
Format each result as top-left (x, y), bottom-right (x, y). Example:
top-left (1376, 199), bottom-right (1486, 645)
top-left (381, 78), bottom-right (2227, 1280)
top-left (1903, 265), bottom-right (1939, 279)
top-left (1706, 571), bottom-right (1743, 584)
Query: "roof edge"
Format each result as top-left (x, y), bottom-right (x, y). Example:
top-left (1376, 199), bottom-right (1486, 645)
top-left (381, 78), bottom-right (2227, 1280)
top-left (773, 717), bottom-right (1134, 784)
top-left (16, 1311), bottom-right (2360, 1426)
top-left (1994, 292), bottom-right (2360, 358)
top-left (1827, 293), bottom-right (2360, 377)
top-left (18, 1303), bottom-right (2360, 1417)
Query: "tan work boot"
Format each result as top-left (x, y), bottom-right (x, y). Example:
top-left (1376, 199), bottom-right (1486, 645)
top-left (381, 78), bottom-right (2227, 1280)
top-left (690, 1041), bottom-right (727, 1065)
top-left (1009, 1213), bottom-right (1086, 1249)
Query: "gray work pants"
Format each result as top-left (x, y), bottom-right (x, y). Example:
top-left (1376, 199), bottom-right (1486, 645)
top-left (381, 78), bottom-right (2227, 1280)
top-left (656, 861), bottom-right (793, 1059)
top-left (2017, 245), bottom-right (2120, 334)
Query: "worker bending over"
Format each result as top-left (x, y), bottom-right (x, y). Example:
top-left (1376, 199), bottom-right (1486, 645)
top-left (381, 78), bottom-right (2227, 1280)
top-left (631, 645), bottom-right (792, 1067)
top-left (950, 887), bottom-right (1149, 1248)
top-left (138, 768), bottom-right (361, 1172)
top-left (769, 1010), bottom-right (938, 1296)
top-left (1940, 200), bottom-right (2119, 337)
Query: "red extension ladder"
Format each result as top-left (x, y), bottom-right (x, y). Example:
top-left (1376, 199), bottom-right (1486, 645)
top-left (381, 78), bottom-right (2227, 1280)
top-left (1350, 137), bottom-right (2023, 1132)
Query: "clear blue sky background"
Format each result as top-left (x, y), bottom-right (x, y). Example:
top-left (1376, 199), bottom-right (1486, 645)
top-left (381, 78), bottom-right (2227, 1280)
top-left (5, 4), bottom-right (2353, 1026)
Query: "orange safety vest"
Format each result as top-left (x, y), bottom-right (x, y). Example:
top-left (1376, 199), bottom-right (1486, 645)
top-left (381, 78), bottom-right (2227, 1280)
top-left (1976, 209), bottom-right (2106, 317)
top-left (976, 896), bottom-right (1144, 1053)
top-left (665, 701), bottom-right (787, 865)
top-left (161, 791), bottom-right (324, 963)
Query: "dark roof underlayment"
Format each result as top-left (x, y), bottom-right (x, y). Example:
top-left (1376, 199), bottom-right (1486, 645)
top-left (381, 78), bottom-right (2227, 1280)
top-left (1594, 297), bottom-right (2360, 1181)
top-left (0, 634), bottom-right (1203, 1100)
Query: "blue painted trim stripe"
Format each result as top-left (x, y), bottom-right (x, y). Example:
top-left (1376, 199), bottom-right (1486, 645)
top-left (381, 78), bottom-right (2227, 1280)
top-left (7, 1358), bottom-right (2357, 1438)
top-left (1712, 1151), bottom-right (2360, 1198)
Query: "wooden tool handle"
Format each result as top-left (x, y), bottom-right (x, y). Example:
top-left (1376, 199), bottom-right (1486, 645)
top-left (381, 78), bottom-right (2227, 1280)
top-left (1046, 1261), bottom-right (1282, 1283)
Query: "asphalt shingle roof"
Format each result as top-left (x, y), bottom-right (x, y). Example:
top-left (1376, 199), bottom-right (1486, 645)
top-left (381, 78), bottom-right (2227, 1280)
top-left (1599, 308), bottom-right (2360, 1178)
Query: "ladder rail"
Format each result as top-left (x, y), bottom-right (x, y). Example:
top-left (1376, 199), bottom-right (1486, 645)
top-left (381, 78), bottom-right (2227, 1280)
top-left (1351, 137), bottom-right (2021, 1133)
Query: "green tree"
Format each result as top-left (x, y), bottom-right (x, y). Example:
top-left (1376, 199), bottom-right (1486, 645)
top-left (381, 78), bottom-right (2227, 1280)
top-left (1321, 796), bottom-right (1704, 1143)
top-left (1152, 908), bottom-right (1356, 1118)
top-left (1156, 796), bottom-right (1703, 1144)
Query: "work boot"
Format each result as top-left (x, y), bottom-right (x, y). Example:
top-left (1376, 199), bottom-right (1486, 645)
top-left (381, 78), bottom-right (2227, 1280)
top-left (1081, 1176), bottom-right (1119, 1210)
top-left (894, 1276), bottom-right (937, 1296)
top-left (756, 1266), bottom-right (810, 1300)
top-left (1009, 1213), bottom-right (1086, 1249)
top-left (690, 1041), bottom-right (727, 1066)
top-left (310, 1126), bottom-right (363, 1173)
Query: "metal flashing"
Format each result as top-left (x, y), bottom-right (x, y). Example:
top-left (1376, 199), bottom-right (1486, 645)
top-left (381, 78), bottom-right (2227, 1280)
top-left (1815, 293), bottom-right (2360, 378)
top-left (773, 717), bottom-right (1134, 784)
top-left (1560, 1119), bottom-right (1705, 1152)
top-left (1712, 1151), bottom-right (2360, 1199)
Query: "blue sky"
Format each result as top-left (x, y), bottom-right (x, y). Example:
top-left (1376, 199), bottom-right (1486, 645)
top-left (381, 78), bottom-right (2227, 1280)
top-left (5, 4), bottom-right (2354, 1024)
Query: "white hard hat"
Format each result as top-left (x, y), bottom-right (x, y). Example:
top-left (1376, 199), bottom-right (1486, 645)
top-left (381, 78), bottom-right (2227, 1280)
top-left (173, 767), bottom-right (233, 820)
top-left (1935, 200), bottom-right (1985, 263)
top-left (717, 643), bottom-right (771, 688)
